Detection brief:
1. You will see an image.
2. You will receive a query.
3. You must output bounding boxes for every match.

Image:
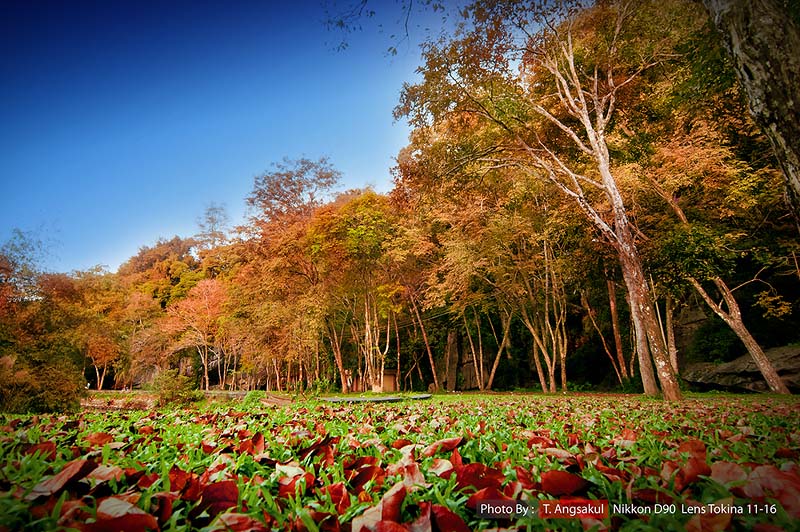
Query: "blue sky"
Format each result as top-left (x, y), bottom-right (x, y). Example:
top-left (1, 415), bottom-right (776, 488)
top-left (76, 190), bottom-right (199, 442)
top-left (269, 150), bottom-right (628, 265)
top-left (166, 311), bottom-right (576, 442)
top-left (0, 0), bottom-right (447, 273)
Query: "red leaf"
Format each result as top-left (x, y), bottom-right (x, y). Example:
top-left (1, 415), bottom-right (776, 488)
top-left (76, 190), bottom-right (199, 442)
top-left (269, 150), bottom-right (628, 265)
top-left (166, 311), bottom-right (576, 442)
top-left (429, 459), bottom-right (454, 478)
top-left (632, 488), bottom-right (675, 505)
top-left (138, 472), bottom-right (160, 489)
top-left (381, 482), bottom-right (407, 522)
top-left (85, 432), bottom-right (115, 447)
top-left (252, 433), bottom-right (265, 455)
top-left (398, 462), bottom-right (430, 490)
top-left (514, 466), bottom-right (537, 489)
top-left (450, 448), bottom-right (463, 469)
top-left (710, 462), bottom-right (747, 486)
top-left (431, 504), bottom-right (470, 532)
top-left (320, 482), bottom-right (351, 515)
top-left (168, 465), bottom-right (193, 492)
top-left (350, 465), bottom-right (385, 493)
top-left (24, 442), bottom-right (57, 460)
top-left (351, 482), bottom-right (407, 532)
top-left (87, 464), bottom-right (125, 483)
top-left (345, 456), bottom-right (379, 471)
top-left (392, 438), bottom-right (414, 450)
top-left (202, 480), bottom-right (239, 517)
top-left (540, 470), bottom-right (588, 496)
top-left (676, 457), bottom-right (711, 492)
top-left (278, 472), bottom-right (315, 498)
top-left (294, 510), bottom-right (340, 532)
top-left (374, 521), bottom-right (409, 532)
top-left (677, 439), bottom-right (707, 460)
top-left (83, 514), bottom-right (159, 532)
top-left (465, 487), bottom-right (514, 511)
top-left (408, 502), bottom-right (431, 532)
top-left (96, 496), bottom-right (146, 519)
top-left (211, 512), bottom-right (271, 531)
top-left (422, 437), bottom-right (463, 457)
top-left (455, 463), bottom-right (505, 492)
top-left (152, 492), bottom-right (178, 526)
top-left (26, 459), bottom-right (98, 500)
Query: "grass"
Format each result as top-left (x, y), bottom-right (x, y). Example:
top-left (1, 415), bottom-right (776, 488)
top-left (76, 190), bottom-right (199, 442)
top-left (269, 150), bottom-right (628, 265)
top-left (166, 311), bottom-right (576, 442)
top-left (0, 392), bottom-right (798, 531)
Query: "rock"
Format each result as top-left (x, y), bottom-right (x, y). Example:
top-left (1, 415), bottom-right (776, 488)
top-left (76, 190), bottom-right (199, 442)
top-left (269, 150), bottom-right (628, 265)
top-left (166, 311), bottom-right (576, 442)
top-left (682, 345), bottom-right (800, 392)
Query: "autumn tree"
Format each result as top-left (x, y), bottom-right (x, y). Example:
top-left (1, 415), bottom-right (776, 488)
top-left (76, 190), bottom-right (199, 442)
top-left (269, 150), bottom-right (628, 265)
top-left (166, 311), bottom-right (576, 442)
top-left (395, 0), bottom-right (704, 399)
top-left (164, 278), bottom-right (227, 390)
top-left (238, 157), bottom-right (343, 391)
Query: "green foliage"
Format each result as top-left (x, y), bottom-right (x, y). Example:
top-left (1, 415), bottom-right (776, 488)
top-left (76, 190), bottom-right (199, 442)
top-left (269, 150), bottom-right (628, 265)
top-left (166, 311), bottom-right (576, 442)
top-left (240, 389), bottom-right (266, 410)
top-left (686, 318), bottom-right (742, 363)
top-left (0, 356), bottom-right (84, 413)
top-left (650, 224), bottom-right (737, 287)
top-left (150, 369), bottom-right (203, 406)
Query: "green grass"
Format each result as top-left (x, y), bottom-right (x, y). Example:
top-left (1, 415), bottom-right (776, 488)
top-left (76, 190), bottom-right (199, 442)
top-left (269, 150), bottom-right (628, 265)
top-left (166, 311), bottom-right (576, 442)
top-left (0, 393), bottom-right (798, 530)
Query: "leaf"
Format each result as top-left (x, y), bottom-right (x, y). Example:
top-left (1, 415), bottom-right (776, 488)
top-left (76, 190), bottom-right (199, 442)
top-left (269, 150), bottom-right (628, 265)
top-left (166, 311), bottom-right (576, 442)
top-left (431, 504), bottom-right (470, 532)
top-left (319, 482), bottom-right (351, 515)
top-left (677, 439), bottom-right (707, 460)
top-left (84, 496), bottom-right (159, 532)
top-left (24, 441), bottom-right (57, 460)
top-left (455, 463), bottom-right (505, 492)
top-left (709, 461), bottom-right (747, 486)
top-left (350, 465), bottom-right (385, 493)
top-left (422, 437), bottom-right (463, 457)
top-left (85, 432), bottom-right (115, 447)
top-left (465, 487), bottom-right (514, 511)
top-left (87, 464), bottom-right (125, 483)
top-left (374, 521), bottom-right (409, 532)
top-left (540, 470), bottom-right (588, 496)
top-left (429, 459), bottom-right (454, 478)
top-left (201, 480), bottom-right (239, 517)
top-left (278, 472), bottom-right (315, 498)
top-left (381, 482), bottom-right (407, 522)
top-left (209, 512), bottom-right (271, 531)
top-left (26, 459), bottom-right (98, 500)
top-left (351, 482), bottom-right (407, 532)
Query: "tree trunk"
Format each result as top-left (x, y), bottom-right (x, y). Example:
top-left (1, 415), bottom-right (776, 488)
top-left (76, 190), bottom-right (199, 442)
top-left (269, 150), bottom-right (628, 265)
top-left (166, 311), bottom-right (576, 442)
top-left (666, 296), bottom-right (679, 374)
top-left (463, 312), bottom-right (484, 391)
top-left (582, 292), bottom-right (623, 384)
top-left (486, 312), bottom-right (512, 391)
top-left (328, 323), bottom-right (349, 393)
top-left (410, 296), bottom-right (440, 391)
top-left (607, 280), bottom-right (629, 380)
top-left (531, 344), bottom-right (547, 393)
top-left (618, 245), bottom-right (681, 400)
top-left (703, 0), bottom-right (800, 226)
top-left (445, 329), bottom-right (459, 391)
top-left (690, 277), bottom-right (790, 394)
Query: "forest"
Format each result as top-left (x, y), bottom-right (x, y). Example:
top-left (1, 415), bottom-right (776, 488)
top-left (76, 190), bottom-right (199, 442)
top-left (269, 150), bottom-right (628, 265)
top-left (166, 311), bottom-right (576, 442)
top-left (2, 0), bottom-right (800, 412)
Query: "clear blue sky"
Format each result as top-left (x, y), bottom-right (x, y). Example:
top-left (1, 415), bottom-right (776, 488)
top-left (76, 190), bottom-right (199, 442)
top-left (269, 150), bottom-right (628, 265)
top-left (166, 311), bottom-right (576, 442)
top-left (0, 0), bottom-right (446, 273)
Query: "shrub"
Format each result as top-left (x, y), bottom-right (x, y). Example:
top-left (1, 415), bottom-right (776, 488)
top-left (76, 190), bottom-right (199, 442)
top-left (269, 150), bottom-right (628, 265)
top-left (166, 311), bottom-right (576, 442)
top-left (240, 390), bottom-right (266, 410)
top-left (0, 356), bottom-right (85, 413)
top-left (151, 369), bottom-right (203, 406)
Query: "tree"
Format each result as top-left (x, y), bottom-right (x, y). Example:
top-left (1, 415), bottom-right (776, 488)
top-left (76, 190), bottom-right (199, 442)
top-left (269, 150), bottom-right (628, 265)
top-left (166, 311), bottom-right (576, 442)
top-left (703, 0), bottom-right (800, 225)
top-left (164, 278), bottom-right (227, 390)
top-left (396, 0), bottom-right (693, 399)
top-left (196, 202), bottom-right (230, 251)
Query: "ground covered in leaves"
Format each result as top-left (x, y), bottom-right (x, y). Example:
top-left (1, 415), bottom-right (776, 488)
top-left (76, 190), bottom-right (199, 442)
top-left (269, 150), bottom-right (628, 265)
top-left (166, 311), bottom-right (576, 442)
top-left (1, 393), bottom-right (799, 531)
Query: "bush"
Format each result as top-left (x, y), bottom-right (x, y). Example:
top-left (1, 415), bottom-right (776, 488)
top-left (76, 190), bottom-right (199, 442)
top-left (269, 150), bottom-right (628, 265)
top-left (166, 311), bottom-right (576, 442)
top-left (151, 369), bottom-right (203, 406)
top-left (0, 356), bottom-right (85, 413)
top-left (240, 390), bottom-right (266, 410)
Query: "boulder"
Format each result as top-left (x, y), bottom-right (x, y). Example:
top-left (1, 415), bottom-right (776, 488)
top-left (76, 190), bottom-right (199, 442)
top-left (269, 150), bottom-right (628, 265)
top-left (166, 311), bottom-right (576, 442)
top-left (682, 345), bottom-right (800, 392)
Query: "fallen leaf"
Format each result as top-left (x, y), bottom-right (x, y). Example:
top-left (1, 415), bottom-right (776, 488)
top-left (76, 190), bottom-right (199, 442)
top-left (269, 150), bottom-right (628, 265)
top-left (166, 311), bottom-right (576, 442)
top-left (26, 459), bottom-right (98, 500)
top-left (540, 470), bottom-right (588, 496)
